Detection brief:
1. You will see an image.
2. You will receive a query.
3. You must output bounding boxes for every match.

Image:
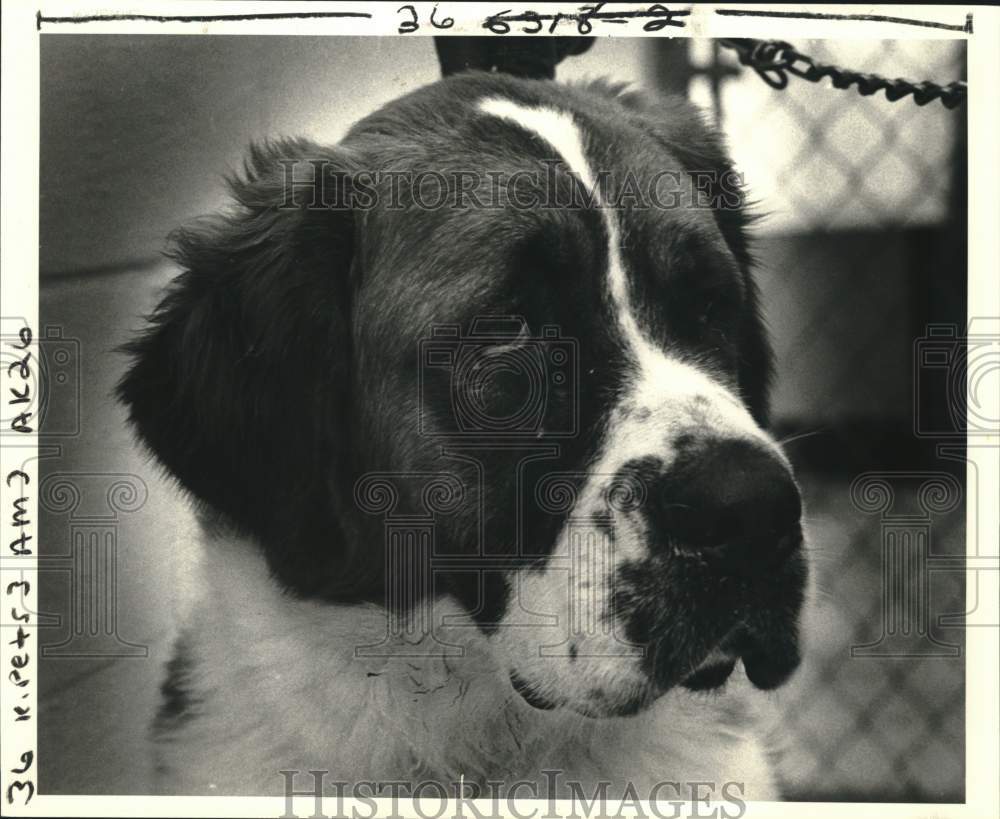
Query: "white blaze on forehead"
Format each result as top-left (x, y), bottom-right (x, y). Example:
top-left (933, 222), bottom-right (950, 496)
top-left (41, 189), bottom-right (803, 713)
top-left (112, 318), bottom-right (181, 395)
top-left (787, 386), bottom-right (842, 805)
top-left (477, 97), bottom-right (654, 369)
top-left (478, 98), bottom-right (597, 189)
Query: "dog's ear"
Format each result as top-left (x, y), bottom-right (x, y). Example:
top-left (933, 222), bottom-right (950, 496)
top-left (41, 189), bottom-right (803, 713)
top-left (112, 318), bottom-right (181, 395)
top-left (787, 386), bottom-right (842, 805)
top-left (118, 139), bottom-right (375, 598)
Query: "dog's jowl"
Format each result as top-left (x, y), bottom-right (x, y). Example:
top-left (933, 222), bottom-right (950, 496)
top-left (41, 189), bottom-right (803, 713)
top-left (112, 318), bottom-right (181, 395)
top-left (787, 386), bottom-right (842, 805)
top-left (119, 72), bottom-right (808, 798)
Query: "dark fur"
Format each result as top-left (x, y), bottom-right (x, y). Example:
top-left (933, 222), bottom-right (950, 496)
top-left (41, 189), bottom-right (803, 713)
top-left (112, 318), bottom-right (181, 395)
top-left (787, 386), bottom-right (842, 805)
top-left (119, 73), bottom-right (776, 630)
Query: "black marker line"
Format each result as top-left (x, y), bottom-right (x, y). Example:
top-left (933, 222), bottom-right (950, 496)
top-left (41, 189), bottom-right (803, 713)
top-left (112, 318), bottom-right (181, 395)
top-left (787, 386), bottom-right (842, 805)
top-left (36, 11), bottom-right (372, 31)
top-left (490, 8), bottom-right (691, 23)
top-left (483, 6), bottom-right (690, 34)
top-left (715, 9), bottom-right (972, 34)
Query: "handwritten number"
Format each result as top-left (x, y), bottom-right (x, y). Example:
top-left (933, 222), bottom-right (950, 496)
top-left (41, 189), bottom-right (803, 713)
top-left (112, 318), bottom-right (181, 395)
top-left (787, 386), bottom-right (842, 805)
top-left (643, 5), bottom-right (674, 32)
top-left (483, 10), bottom-right (511, 34)
top-left (520, 11), bottom-right (542, 34)
top-left (7, 352), bottom-right (30, 379)
top-left (11, 327), bottom-right (31, 349)
top-left (577, 2), bottom-right (603, 35)
top-left (430, 4), bottom-right (454, 29)
top-left (397, 4), bottom-right (419, 34)
top-left (481, 4), bottom-right (685, 35)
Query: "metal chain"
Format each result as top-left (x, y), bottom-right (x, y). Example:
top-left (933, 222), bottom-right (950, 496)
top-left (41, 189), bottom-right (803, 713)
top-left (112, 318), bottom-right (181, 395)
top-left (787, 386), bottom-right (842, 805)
top-left (719, 38), bottom-right (966, 109)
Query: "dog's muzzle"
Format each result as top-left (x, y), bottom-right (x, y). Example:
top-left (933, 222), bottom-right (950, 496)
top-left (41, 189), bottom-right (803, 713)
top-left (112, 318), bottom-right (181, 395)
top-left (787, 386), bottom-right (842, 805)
top-left (504, 433), bottom-right (807, 717)
top-left (638, 436), bottom-right (806, 694)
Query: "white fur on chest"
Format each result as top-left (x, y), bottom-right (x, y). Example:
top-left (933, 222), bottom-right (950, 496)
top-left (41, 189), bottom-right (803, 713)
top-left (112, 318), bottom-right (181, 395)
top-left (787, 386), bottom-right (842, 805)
top-left (155, 530), bottom-right (778, 799)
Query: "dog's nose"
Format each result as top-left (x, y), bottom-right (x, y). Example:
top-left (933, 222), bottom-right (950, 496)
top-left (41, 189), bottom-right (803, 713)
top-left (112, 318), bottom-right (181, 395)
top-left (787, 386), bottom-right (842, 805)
top-left (651, 438), bottom-right (802, 571)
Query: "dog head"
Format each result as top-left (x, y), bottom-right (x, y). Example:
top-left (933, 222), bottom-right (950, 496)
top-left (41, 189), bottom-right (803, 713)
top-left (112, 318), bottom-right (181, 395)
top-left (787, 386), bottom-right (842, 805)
top-left (119, 73), bottom-right (807, 718)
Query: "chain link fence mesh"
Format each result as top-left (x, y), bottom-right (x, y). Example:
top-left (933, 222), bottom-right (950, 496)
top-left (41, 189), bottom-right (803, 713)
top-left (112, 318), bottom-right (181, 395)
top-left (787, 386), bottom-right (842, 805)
top-left (684, 39), bottom-right (968, 802)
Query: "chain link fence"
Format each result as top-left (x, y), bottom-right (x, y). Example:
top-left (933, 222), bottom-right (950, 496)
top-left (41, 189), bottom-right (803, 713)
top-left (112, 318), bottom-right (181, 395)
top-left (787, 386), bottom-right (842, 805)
top-left (666, 38), bottom-right (968, 801)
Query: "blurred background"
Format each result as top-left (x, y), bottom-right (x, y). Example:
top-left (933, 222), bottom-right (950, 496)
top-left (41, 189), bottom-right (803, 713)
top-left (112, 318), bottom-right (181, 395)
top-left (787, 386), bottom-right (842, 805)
top-left (34, 35), bottom-right (967, 800)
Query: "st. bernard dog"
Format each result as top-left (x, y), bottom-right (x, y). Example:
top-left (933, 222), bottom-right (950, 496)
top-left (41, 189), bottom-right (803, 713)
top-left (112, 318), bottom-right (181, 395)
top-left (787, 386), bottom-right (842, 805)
top-left (119, 72), bottom-right (808, 800)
